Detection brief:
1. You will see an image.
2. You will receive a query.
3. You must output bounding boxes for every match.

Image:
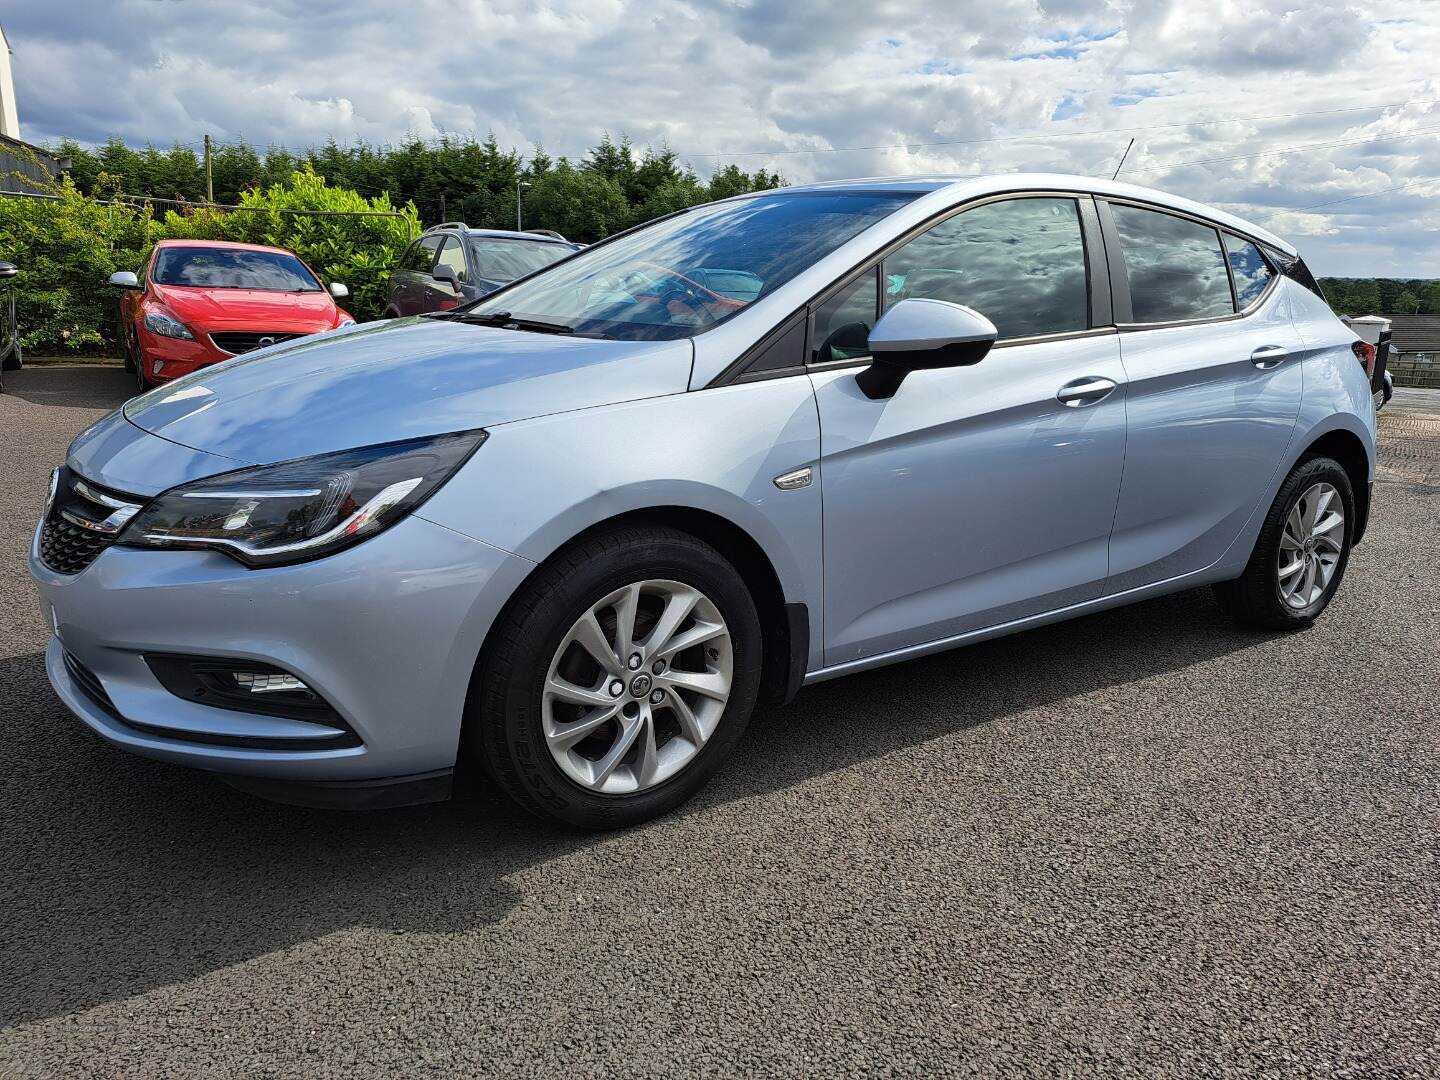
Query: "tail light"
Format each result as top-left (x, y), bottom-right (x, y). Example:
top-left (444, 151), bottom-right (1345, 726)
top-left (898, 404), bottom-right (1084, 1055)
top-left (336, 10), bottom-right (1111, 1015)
top-left (1352, 340), bottom-right (1377, 377)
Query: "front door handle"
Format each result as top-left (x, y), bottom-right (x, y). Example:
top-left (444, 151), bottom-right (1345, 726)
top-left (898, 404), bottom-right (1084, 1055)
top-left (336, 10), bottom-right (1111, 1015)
top-left (1056, 376), bottom-right (1117, 407)
top-left (1250, 344), bottom-right (1289, 369)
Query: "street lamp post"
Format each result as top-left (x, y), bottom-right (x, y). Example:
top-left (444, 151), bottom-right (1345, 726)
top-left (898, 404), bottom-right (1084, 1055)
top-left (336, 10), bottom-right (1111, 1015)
top-left (516, 180), bottom-right (531, 231)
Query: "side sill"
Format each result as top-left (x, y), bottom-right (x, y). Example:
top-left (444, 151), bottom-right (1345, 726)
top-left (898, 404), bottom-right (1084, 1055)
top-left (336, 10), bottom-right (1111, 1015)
top-left (802, 564), bottom-right (1229, 686)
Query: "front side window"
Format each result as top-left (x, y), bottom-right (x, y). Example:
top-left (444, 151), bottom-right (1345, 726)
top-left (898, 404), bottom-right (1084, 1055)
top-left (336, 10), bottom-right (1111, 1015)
top-left (1111, 204), bottom-right (1233, 323)
top-left (812, 268), bottom-right (878, 363)
top-left (152, 248), bottom-right (321, 291)
top-left (435, 236), bottom-right (469, 283)
top-left (464, 191), bottom-right (916, 341)
top-left (1223, 233), bottom-right (1275, 310)
top-left (883, 197), bottom-right (1089, 340)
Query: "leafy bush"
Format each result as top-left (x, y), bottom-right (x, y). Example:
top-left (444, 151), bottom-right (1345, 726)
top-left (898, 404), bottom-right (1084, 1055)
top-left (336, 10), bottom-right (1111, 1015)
top-left (0, 176), bottom-right (157, 353)
top-left (0, 165), bottom-right (418, 353)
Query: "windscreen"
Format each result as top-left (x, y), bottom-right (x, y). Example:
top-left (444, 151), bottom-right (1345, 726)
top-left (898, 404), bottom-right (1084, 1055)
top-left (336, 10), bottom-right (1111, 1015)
top-left (153, 248), bottom-right (322, 291)
top-left (471, 238), bottom-right (573, 283)
top-left (463, 191), bottom-right (917, 340)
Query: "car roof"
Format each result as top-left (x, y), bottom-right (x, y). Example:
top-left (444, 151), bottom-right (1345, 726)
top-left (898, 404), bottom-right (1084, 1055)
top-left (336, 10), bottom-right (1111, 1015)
top-left (153, 239), bottom-right (299, 256)
top-left (764, 172), bottom-right (1295, 255)
top-left (425, 226), bottom-right (572, 245)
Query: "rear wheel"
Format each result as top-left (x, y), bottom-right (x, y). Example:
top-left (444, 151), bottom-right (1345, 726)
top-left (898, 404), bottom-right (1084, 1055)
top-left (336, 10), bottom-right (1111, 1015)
top-left (1213, 456), bottom-right (1354, 629)
top-left (471, 526), bottom-right (761, 830)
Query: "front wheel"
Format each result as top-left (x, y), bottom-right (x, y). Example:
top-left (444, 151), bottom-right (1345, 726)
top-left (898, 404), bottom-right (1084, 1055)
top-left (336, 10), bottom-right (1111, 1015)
top-left (1213, 456), bottom-right (1355, 629)
top-left (471, 526), bottom-right (762, 830)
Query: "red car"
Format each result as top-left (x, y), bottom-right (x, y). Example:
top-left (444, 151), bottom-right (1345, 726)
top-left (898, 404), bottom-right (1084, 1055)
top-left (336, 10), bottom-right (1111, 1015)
top-left (109, 240), bottom-right (354, 392)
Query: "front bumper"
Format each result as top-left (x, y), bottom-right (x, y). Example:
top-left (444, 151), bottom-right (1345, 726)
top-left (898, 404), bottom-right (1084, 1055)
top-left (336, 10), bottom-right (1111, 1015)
top-left (31, 511), bottom-right (534, 787)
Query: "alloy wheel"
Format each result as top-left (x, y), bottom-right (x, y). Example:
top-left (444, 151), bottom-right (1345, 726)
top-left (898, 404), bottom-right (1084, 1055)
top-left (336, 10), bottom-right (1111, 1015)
top-left (1276, 481), bottom-right (1344, 610)
top-left (542, 579), bottom-right (733, 795)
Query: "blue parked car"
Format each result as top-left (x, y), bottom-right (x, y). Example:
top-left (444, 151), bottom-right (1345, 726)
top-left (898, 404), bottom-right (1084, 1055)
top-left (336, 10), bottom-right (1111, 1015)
top-left (31, 174), bottom-right (1375, 829)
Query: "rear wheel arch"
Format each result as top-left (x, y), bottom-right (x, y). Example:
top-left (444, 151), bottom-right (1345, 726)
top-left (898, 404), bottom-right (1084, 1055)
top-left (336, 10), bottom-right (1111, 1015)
top-left (1300, 428), bottom-right (1371, 544)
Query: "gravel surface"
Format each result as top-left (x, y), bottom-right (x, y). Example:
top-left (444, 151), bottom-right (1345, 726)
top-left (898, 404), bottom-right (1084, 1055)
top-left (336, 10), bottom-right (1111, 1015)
top-left (1, 367), bottom-right (1437, 1078)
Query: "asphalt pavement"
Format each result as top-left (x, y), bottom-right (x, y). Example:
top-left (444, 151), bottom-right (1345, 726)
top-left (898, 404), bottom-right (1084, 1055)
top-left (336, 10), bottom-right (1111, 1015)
top-left (1, 365), bottom-right (1437, 1078)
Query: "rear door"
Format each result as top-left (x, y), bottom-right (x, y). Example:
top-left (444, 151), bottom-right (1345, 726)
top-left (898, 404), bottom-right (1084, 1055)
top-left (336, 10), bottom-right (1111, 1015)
top-left (1100, 201), bottom-right (1305, 593)
top-left (813, 194), bottom-right (1129, 666)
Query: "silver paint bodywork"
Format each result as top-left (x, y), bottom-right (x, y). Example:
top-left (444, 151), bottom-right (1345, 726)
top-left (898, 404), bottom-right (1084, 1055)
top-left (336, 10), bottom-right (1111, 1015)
top-left (31, 173), bottom-right (1375, 787)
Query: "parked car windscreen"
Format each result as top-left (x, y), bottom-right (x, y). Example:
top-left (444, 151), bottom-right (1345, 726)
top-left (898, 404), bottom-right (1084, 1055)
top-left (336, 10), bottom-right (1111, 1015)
top-left (471, 238), bottom-right (573, 283)
top-left (462, 191), bottom-right (917, 340)
top-left (152, 248), bottom-right (323, 291)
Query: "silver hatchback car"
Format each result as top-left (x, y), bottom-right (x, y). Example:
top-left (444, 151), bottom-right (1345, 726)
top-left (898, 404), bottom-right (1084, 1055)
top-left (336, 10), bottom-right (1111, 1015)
top-left (31, 174), bottom-right (1376, 829)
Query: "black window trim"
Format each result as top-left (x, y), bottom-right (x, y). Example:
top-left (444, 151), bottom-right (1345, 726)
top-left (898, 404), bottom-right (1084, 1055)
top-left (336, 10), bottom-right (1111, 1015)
top-left (712, 188), bottom-right (1117, 386)
top-left (1097, 196), bottom-right (1282, 331)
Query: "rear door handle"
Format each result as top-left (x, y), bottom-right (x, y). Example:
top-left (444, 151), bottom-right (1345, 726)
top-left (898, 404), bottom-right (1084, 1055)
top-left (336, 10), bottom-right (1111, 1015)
top-left (1250, 345), bottom-right (1289, 369)
top-left (1056, 376), bottom-right (1117, 407)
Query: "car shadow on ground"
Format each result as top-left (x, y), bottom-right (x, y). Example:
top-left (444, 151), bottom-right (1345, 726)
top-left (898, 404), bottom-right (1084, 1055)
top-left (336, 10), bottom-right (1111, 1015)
top-left (1, 365), bottom-right (132, 410)
top-left (0, 585), bottom-right (1272, 1027)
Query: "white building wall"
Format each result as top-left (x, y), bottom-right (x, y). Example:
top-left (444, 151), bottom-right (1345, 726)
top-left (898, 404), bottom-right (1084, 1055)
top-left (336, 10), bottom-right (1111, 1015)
top-left (0, 27), bottom-right (19, 139)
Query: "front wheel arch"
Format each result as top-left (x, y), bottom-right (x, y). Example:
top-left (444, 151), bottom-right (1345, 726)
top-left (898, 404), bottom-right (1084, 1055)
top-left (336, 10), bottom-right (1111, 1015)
top-left (459, 507), bottom-right (805, 782)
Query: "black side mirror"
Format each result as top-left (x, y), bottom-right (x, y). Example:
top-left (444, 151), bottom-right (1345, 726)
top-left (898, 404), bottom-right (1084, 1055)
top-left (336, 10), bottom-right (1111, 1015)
top-left (431, 265), bottom-right (461, 289)
top-left (855, 298), bottom-right (998, 400)
top-left (0, 262), bottom-right (17, 280)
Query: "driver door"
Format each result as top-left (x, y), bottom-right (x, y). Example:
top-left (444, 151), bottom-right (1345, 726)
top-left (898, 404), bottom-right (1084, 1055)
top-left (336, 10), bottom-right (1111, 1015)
top-left (812, 195), bottom-right (1129, 666)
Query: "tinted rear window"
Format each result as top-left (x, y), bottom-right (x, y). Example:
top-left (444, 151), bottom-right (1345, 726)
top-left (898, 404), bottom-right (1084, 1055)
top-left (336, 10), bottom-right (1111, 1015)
top-left (1111, 204), bottom-right (1233, 323)
top-left (152, 248), bottom-right (321, 291)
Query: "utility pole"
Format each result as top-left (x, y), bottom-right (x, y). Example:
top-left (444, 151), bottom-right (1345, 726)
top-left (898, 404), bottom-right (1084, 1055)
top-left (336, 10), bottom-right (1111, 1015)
top-left (438, 192), bottom-right (446, 223)
top-left (516, 179), bottom-right (530, 231)
top-left (203, 134), bottom-right (214, 203)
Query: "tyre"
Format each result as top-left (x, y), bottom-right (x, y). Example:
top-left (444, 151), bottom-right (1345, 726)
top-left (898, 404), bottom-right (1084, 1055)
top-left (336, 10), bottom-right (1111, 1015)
top-left (121, 322), bottom-right (137, 373)
top-left (1213, 456), bottom-right (1354, 630)
top-left (472, 526), bottom-right (762, 830)
top-left (132, 337), bottom-right (152, 394)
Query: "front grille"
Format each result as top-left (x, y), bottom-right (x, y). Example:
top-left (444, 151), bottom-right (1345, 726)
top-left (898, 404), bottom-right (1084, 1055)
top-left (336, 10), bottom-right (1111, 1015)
top-left (63, 651), bottom-right (121, 719)
top-left (40, 515), bottom-right (113, 574)
top-left (209, 331), bottom-right (302, 355)
top-left (38, 467), bottom-right (145, 575)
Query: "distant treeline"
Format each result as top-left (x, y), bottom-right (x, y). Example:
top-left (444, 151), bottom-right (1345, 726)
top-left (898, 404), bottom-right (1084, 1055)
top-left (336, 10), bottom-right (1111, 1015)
top-left (52, 134), bottom-right (785, 244)
top-left (1318, 278), bottom-right (1440, 316)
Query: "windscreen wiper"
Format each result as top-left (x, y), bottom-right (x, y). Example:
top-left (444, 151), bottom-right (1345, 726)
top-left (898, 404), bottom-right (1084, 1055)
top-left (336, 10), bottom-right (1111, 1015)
top-left (457, 311), bottom-right (574, 335)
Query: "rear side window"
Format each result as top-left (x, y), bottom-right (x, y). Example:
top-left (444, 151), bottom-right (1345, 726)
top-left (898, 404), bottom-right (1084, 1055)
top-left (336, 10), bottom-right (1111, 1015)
top-left (400, 236), bottom-right (442, 273)
top-left (1222, 234), bottom-right (1275, 310)
top-left (883, 197), bottom-right (1089, 340)
top-left (1111, 204), bottom-right (1233, 323)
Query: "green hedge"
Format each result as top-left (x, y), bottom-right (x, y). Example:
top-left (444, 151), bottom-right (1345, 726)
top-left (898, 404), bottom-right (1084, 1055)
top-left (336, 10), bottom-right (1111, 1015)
top-left (0, 166), bottom-right (419, 355)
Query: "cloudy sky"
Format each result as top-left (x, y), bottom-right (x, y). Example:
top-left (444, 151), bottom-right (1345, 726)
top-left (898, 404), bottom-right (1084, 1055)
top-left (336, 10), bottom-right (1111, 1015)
top-left (5, 0), bottom-right (1437, 275)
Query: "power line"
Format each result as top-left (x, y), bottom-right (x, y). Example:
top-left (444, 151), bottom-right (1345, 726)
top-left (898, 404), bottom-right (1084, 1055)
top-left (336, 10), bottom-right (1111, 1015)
top-left (1297, 176), bottom-right (1439, 211)
top-left (1129, 125), bottom-right (1440, 176)
top-left (676, 95), bottom-right (1440, 160)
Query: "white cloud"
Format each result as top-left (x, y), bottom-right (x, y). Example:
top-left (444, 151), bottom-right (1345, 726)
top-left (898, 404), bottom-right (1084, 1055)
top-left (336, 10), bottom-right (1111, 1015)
top-left (5, 0), bottom-right (1439, 273)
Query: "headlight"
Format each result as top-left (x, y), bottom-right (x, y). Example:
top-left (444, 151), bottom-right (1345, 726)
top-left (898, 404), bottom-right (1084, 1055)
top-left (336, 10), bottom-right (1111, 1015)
top-left (143, 306), bottom-right (195, 340)
top-left (337, 315), bottom-right (356, 327)
top-left (117, 430), bottom-right (486, 567)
